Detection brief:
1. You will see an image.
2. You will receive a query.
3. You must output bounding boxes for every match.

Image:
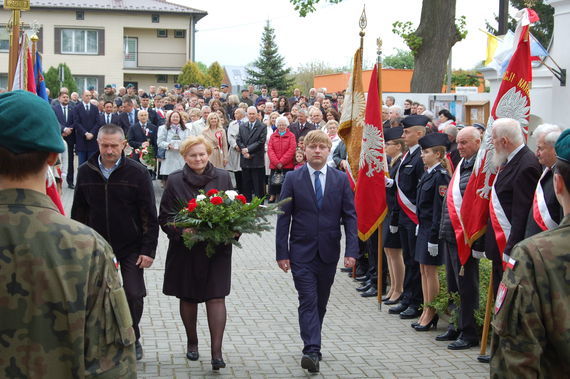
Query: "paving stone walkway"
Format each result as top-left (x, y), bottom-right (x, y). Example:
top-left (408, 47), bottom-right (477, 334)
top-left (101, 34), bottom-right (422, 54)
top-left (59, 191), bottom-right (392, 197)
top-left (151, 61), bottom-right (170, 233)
top-left (62, 183), bottom-right (489, 378)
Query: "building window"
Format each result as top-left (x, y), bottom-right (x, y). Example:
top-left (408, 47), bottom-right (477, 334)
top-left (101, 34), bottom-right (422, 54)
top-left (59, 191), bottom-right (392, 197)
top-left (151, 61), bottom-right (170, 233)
top-left (174, 30), bottom-right (185, 38)
top-left (157, 29), bottom-right (168, 38)
top-left (76, 11), bottom-right (84, 20)
top-left (151, 14), bottom-right (160, 23)
top-left (75, 76), bottom-right (99, 93)
top-left (156, 75), bottom-right (168, 83)
top-left (61, 29), bottom-right (99, 54)
top-left (0, 28), bottom-right (9, 51)
top-left (0, 73), bottom-right (8, 90)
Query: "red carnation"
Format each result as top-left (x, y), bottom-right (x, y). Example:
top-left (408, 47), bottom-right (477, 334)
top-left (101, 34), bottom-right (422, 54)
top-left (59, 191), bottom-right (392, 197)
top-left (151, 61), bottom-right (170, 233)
top-left (206, 189), bottom-right (219, 197)
top-left (187, 199), bottom-right (197, 212)
top-left (235, 195), bottom-right (247, 204)
top-left (210, 196), bottom-right (223, 205)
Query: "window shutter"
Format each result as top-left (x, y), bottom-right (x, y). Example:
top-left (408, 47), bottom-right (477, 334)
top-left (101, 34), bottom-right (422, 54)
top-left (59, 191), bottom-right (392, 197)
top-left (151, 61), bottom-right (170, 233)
top-left (54, 27), bottom-right (61, 54)
top-left (98, 29), bottom-right (105, 55)
top-left (97, 75), bottom-right (105, 94)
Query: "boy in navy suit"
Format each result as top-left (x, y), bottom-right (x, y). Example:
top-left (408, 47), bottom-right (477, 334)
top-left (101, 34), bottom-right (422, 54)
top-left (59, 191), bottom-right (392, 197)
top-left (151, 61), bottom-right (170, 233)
top-left (276, 130), bottom-right (359, 373)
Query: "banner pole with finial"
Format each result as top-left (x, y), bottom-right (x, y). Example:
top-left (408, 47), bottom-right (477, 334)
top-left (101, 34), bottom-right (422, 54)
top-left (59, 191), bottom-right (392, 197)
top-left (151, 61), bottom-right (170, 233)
top-left (376, 36), bottom-right (385, 310)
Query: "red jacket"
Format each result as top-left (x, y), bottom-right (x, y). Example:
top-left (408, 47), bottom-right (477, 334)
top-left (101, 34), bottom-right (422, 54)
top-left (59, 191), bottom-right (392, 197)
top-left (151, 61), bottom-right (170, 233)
top-left (268, 129), bottom-right (297, 169)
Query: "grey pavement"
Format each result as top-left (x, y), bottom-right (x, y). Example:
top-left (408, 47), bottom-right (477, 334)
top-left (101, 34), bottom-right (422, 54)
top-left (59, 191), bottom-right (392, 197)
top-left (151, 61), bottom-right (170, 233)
top-left (61, 182), bottom-right (488, 378)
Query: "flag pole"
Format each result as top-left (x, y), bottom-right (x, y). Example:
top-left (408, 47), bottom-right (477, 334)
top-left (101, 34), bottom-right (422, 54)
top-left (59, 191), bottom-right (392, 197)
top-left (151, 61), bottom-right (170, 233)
top-left (376, 37), bottom-right (384, 310)
top-left (7, 10), bottom-right (21, 90)
top-left (477, 270), bottom-right (494, 362)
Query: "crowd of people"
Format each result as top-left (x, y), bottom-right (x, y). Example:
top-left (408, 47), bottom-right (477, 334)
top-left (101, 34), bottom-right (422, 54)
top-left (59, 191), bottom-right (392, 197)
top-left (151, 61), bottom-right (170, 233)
top-left (1, 79), bottom-right (569, 376)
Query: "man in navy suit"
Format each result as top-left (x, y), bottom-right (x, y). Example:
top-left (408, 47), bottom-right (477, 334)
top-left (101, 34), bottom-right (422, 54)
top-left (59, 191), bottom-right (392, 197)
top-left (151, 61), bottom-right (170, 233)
top-left (99, 101), bottom-right (119, 126)
top-left (52, 91), bottom-right (75, 188)
top-left (236, 106), bottom-right (267, 202)
top-left (276, 130), bottom-right (358, 373)
top-left (117, 98), bottom-right (138, 135)
top-left (72, 90), bottom-right (101, 165)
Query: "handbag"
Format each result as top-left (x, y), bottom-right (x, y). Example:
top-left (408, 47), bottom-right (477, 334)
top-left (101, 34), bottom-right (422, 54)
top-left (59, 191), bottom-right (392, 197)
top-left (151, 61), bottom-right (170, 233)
top-left (270, 170), bottom-right (284, 186)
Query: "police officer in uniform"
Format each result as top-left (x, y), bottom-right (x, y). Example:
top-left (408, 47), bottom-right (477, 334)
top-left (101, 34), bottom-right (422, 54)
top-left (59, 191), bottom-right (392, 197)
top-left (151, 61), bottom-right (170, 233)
top-left (389, 115), bottom-right (429, 319)
top-left (491, 129), bottom-right (570, 377)
top-left (0, 90), bottom-right (136, 378)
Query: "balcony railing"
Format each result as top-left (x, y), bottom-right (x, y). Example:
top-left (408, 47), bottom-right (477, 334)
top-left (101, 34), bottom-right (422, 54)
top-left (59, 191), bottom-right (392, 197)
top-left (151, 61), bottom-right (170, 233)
top-left (124, 51), bottom-right (187, 70)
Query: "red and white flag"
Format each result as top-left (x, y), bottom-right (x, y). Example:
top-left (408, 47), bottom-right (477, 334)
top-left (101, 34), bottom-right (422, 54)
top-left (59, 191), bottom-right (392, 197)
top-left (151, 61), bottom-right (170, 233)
top-left (12, 34), bottom-right (37, 93)
top-left (354, 65), bottom-right (388, 241)
top-left (446, 158), bottom-right (471, 267)
top-left (461, 8), bottom-right (534, 249)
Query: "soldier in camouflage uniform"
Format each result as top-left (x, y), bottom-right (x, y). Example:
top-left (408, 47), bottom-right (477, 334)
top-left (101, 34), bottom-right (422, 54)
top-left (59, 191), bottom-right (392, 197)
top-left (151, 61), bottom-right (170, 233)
top-left (0, 90), bottom-right (136, 378)
top-left (490, 128), bottom-right (570, 377)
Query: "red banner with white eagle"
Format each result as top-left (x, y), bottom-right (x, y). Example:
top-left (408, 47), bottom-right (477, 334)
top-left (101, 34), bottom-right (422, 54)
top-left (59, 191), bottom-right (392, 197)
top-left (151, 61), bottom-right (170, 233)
top-left (354, 64), bottom-right (387, 241)
top-left (461, 8), bottom-right (535, 248)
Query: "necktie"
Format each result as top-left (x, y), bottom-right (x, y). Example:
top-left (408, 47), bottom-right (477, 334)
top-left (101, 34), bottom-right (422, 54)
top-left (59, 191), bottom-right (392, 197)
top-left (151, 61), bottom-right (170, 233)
top-left (63, 106), bottom-right (67, 122)
top-left (85, 104), bottom-right (89, 112)
top-left (250, 122), bottom-right (254, 130)
top-left (129, 112), bottom-right (134, 124)
top-left (314, 171), bottom-right (323, 209)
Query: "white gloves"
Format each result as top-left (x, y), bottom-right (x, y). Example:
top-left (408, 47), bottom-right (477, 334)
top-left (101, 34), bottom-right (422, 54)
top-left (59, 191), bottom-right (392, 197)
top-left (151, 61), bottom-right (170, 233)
top-left (472, 250), bottom-right (486, 259)
top-left (385, 177), bottom-right (394, 188)
top-left (415, 225), bottom-right (419, 236)
top-left (389, 225), bottom-right (398, 234)
top-left (427, 243), bottom-right (439, 257)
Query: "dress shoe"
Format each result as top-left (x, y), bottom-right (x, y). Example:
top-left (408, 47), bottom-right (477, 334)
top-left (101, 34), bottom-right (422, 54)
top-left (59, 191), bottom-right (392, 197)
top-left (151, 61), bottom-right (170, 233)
top-left (211, 358), bottom-right (226, 370)
top-left (355, 275), bottom-right (369, 282)
top-left (356, 283), bottom-right (372, 292)
top-left (414, 314), bottom-right (439, 331)
top-left (388, 303), bottom-right (408, 314)
top-left (383, 294), bottom-right (403, 305)
top-left (435, 329), bottom-right (460, 341)
top-left (381, 294), bottom-right (391, 301)
top-left (477, 354), bottom-right (490, 363)
top-left (301, 353), bottom-right (319, 373)
top-left (186, 347), bottom-right (199, 361)
top-left (135, 340), bottom-right (143, 360)
top-left (361, 287), bottom-right (378, 297)
top-left (411, 321), bottom-right (420, 328)
top-left (448, 337), bottom-right (479, 350)
top-left (68, 184), bottom-right (75, 189)
top-left (340, 267), bottom-right (352, 272)
top-left (399, 306), bottom-right (421, 319)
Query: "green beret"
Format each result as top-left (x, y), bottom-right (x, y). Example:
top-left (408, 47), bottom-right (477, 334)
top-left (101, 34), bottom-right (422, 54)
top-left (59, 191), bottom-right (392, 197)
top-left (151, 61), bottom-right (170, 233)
top-left (0, 90), bottom-right (65, 154)
top-left (555, 128), bottom-right (570, 163)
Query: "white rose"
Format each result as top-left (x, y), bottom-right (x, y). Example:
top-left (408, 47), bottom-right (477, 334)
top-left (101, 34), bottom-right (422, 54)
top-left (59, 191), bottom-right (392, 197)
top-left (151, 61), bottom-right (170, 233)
top-left (225, 190), bottom-right (238, 200)
top-left (196, 194), bottom-right (207, 201)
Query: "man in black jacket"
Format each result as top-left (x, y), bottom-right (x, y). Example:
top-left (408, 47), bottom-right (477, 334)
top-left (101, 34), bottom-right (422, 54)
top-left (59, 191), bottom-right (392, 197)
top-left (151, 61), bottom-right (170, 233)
top-left (437, 126), bottom-right (484, 350)
top-left (71, 124), bottom-right (159, 361)
top-left (237, 106), bottom-right (267, 201)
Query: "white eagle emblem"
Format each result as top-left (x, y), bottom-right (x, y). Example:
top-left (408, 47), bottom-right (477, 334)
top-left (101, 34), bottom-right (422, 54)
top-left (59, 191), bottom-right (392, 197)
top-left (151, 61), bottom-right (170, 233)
top-left (359, 123), bottom-right (385, 177)
top-left (495, 87), bottom-right (530, 131)
top-left (339, 90), bottom-right (365, 128)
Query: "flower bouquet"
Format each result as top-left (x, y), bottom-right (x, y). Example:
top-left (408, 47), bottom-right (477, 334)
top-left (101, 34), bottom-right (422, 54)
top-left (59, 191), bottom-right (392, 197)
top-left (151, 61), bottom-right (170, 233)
top-left (170, 189), bottom-right (289, 257)
top-left (134, 144), bottom-right (156, 170)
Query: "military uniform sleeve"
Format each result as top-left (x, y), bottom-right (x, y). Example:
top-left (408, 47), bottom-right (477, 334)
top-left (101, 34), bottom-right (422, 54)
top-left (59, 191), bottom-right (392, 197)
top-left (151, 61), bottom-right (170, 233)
top-left (429, 171), bottom-right (449, 244)
top-left (490, 241), bottom-right (545, 378)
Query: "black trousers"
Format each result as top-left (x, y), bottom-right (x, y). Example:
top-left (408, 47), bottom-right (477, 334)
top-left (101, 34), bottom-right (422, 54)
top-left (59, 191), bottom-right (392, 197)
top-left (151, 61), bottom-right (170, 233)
top-left (118, 252), bottom-right (146, 341)
top-left (399, 223), bottom-right (422, 308)
top-left (443, 241), bottom-right (479, 341)
top-left (64, 136), bottom-right (75, 186)
top-left (366, 229), bottom-right (388, 291)
top-left (242, 167), bottom-right (265, 202)
top-left (231, 171), bottom-right (243, 194)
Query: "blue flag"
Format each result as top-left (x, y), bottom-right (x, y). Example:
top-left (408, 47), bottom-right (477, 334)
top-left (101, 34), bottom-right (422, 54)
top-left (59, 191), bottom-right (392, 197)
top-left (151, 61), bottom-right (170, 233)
top-left (34, 51), bottom-right (48, 102)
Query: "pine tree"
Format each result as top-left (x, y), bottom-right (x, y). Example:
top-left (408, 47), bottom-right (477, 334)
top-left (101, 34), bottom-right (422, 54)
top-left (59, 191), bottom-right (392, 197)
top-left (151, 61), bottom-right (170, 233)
top-left (246, 21), bottom-right (294, 91)
top-left (207, 62), bottom-right (224, 87)
top-left (44, 63), bottom-right (78, 96)
top-left (178, 61), bottom-right (207, 86)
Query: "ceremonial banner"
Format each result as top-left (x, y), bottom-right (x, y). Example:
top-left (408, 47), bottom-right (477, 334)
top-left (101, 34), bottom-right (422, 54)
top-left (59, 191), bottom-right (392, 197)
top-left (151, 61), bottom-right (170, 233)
top-left (355, 64), bottom-right (387, 240)
top-left (338, 48), bottom-right (365, 181)
top-left (446, 158), bottom-right (471, 266)
top-left (462, 8), bottom-right (534, 247)
top-left (11, 34), bottom-right (36, 93)
top-left (34, 51), bottom-right (49, 101)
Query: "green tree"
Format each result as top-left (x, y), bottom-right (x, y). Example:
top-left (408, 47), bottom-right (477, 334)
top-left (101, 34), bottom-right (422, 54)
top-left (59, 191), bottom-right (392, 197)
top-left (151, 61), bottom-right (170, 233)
top-left (383, 49), bottom-right (415, 69)
top-left (246, 20), bottom-right (294, 91)
top-left (178, 61), bottom-right (207, 86)
top-left (450, 69), bottom-right (482, 88)
top-left (207, 62), bottom-right (224, 87)
top-left (44, 63), bottom-right (78, 96)
top-left (486, 0), bottom-right (554, 49)
top-left (292, 61), bottom-right (343, 96)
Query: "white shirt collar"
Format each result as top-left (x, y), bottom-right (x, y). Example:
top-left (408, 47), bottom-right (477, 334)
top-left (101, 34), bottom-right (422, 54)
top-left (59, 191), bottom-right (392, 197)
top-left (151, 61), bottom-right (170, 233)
top-left (307, 163), bottom-right (327, 177)
top-left (408, 144), bottom-right (420, 154)
top-left (507, 143), bottom-right (525, 163)
top-left (427, 162), bottom-right (440, 174)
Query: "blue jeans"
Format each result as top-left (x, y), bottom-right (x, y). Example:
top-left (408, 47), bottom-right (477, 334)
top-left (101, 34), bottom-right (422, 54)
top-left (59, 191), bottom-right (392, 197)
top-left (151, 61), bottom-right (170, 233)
top-left (77, 150), bottom-right (97, 166)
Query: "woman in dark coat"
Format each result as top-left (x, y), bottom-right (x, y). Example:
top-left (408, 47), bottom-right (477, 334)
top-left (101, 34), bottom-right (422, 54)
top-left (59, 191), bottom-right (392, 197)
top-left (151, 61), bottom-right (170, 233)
top-left (159, 135), bottom-right (233, 371)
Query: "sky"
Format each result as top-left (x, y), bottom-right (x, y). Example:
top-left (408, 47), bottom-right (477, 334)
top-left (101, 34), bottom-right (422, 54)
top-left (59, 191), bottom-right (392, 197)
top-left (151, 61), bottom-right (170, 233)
top-left (173, 0), bottom-right (517, 72)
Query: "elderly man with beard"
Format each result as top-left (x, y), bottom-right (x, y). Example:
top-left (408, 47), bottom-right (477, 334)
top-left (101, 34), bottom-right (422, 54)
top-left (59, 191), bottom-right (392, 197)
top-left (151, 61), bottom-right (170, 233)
top-left (486, 118), bottom-right (540, 296)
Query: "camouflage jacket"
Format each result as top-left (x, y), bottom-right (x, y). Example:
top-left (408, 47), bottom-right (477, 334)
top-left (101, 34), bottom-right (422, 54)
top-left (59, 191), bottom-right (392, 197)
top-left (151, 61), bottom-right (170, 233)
top-left (490, 214), bottom-right (570, 378)
top-left (0, 189), bottom-right (136, 378)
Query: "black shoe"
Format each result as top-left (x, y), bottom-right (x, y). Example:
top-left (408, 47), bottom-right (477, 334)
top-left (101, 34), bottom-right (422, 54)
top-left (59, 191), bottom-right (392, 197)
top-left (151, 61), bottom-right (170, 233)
top-left (211, 358), bottom-right (226, 370)
top-left (356, 283), bottom-right (372, 292)
top-left (355, 275), bottom-right (369, 282)
top-left (448, 337), bottom-right (479, 350)
top-left (381, 294), bottom-right (391, 301)
top-left (340, 267), bottom-right (352, 272)
top-left (135, 340), bottom-right (143, 361)
top-left (301, 353), bottom-right (319, 373)
top-left (399, 306), bottom-right (421, 319)
top-left (477, 354), bottom-right (490, 363)
top-left (411, 321), bottom-right (420, 328)
top-left (388, 303), bottom-right (408, 314)
top-left (414, 314), bottom-right (439, 331)
top-left (435, 329), bottom-right (460, 341)
top-left (68, 184), bottom-right (75, 189)
top-left (361, 287), bottom-right (378, 297)
top-left (383, 295), bottom-right (403, 305)
top-left (186, 347), bottom-right (199, 361)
